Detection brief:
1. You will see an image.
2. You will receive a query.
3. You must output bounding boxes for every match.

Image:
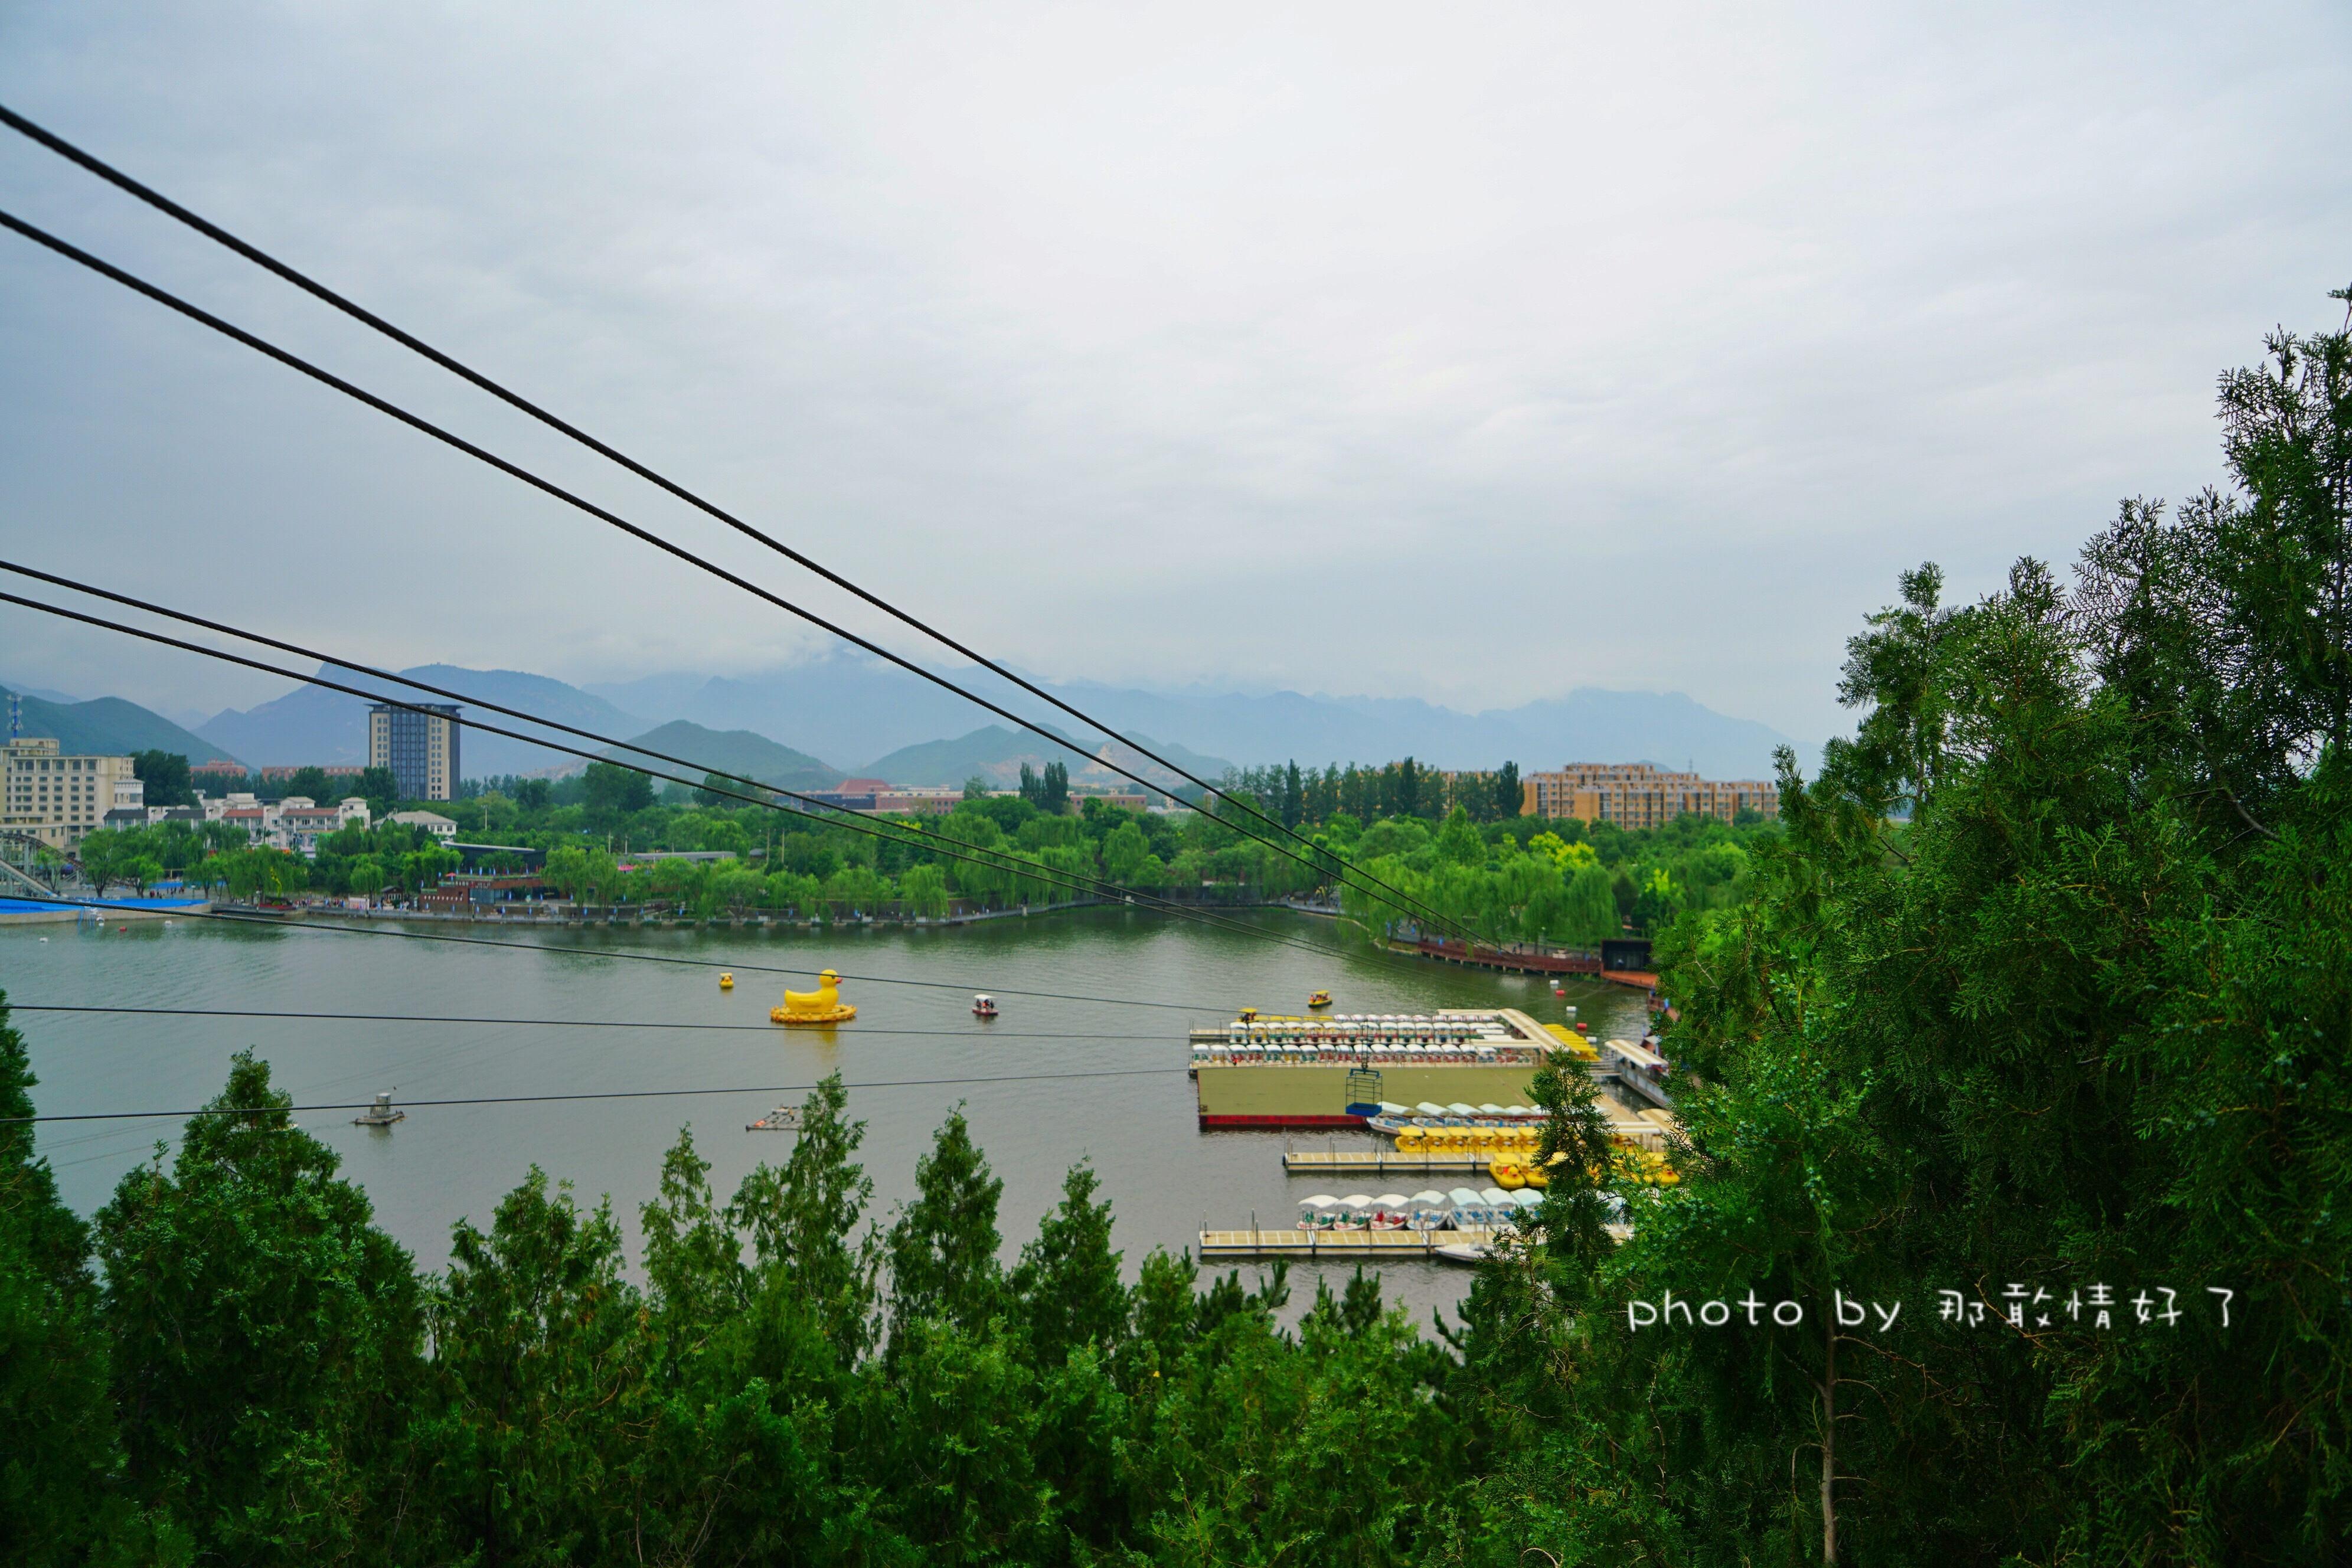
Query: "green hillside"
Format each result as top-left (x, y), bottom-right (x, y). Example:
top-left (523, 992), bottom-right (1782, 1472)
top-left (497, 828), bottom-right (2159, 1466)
top-left (599, 720), bottom-right (842, 793)
top-left (1, 687), bottom-right (243, 765)
top-left (859, 724), bottom-right (1074, 788)
top-left (863, 723), bottom-right (1232, 790)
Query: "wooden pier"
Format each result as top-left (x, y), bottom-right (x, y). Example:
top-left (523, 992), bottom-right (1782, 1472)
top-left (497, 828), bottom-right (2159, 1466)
top-left (1198, 1224), bottom-right (1507, 1260)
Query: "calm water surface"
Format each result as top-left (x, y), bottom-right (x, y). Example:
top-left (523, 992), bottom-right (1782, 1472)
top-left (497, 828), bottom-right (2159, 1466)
top-left (3, 909), bottom-right (1651, 1327)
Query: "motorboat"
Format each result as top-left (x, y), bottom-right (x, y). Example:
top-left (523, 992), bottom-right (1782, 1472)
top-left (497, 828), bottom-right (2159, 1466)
top-left (972, 994), bottom-right (998, 1018)
top-left (1308, 989), bottom-right (1333, 1008)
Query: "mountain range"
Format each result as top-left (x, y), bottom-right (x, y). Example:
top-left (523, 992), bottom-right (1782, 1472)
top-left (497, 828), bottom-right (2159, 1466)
top-left (579, 653), bottom-right (1798, 780)
top-left (12, 654), bottom-right (1799, 788)
top-left (2, 683), bottom-right (242, 766)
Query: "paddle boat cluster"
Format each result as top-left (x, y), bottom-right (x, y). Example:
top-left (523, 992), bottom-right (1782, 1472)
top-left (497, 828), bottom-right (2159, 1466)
top-left (1367, 1099), bottom-right (1548, 1132)
top-left (1295, 1188), bottom-right (1564, 1231)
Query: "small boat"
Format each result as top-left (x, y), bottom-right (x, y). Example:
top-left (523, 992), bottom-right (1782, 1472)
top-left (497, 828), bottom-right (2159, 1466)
top-left (972, 994), bottom-right (998, 1018)
top-left (352, 1091), bottom-right (404, 1128)
top-left (718, 972), bottom-right (734, 989)
top-left (1308, 989), bottom-right (1332, 1008)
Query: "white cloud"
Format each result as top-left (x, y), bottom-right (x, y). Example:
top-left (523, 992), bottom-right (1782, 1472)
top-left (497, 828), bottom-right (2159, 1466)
top-left (1, 0), bottom-right (2346, 745)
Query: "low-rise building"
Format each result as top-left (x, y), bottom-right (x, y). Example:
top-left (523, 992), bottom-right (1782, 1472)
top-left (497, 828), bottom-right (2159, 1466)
top-left (386, 809), bottom-right (459, 842)
top-left (195, 792), bottom-right (370, 852)
top-left (1521, 762), bottom-right (1779, 828)
top-left (2, 736), bottom-right (142, 849)
top-left (275, 796), bottom-right (371, 854)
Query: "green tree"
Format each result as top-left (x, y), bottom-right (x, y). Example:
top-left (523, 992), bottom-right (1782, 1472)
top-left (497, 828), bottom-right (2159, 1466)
top-left (131, 749), bottom-right (195, 808)
top-left (886, 1108), bottom-right (1005, 1345)
top-left (1011, 1162), bottom-right (1128, 1370)
top-left (411, 1168), bottom-right (643, 1564)
top-left (728, 1072), bottom-right (881, 1361)
top-left (1491, 759), bottom-right (1521, 818)
top-left (96, 1050), bottom-right (423, 1560)
top-left (582, 760), bottom-right (655, 818)
top-left (355, 765), bottom-right (400, 816)
top-left (900, 861), bottom-right (951, 917)
top-left (0, 992), bottom-right (121, 1565)
top-left (280, 765), bottom-right (334, 802)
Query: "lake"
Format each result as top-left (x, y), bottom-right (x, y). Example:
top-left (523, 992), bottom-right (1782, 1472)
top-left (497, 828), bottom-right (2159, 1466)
top-left (2, 907), bottom-right (1653, 1327)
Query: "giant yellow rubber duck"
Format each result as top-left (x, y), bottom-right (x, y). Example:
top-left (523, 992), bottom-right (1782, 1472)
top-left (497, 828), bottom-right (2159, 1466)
top-left (773, 968), bottom-right (856, 1026)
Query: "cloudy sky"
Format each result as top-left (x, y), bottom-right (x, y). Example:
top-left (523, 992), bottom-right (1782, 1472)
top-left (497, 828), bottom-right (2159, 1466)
top-left (1, 1), bottom-right (2346, 750)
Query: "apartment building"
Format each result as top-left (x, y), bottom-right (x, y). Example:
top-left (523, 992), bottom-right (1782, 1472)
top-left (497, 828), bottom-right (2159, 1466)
top-left (1521, 761), bottom-right (1779, 829)
top-left (2, 736), bottom-right (142, 850)
top-left (368, 703), bottom-right (460, 801)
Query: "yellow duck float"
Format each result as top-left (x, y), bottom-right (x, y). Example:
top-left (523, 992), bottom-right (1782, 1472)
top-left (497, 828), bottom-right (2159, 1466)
top-left (772, 968), bottom-right (857, 1026)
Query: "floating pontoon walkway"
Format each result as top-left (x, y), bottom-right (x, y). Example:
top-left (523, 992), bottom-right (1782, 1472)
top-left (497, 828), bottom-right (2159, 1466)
top-left (1198, 1225), bottom-right (1507, 1260)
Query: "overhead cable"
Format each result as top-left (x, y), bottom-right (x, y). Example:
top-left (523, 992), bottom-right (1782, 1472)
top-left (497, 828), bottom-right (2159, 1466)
top-left (0, 99), bottom-right (1468, 943)
top-left (0, 1064), bottom-right (1192, 1125)
top-left (0, 201), bottom-right (1468, 944)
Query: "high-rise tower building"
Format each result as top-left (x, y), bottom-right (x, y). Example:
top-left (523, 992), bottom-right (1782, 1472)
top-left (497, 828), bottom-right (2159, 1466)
top-left (367, 703), bottom-right (460, 801)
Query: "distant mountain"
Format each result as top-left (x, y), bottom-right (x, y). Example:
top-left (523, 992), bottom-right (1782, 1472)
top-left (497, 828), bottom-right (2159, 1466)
top-left (585, 653), bottom-right (1004, 770)
top-left (200, 665), bottom-right (648, 776)
top-left (858, 724), bottom-right (1235, 792)
top-left (1, 679), bottom-right (84, 705)
top-left (0, 686), bottom-right (243, 765)
top-left (596, 720), bottom-right (844, 793)
top-left (859, 725), bottom-right (1067, 789)
top-left (593, 654), bottom-right (1799, 781)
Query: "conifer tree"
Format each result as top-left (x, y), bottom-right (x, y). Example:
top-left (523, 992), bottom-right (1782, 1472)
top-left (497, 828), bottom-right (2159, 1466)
top-left (96, 1050), bottom-right (423, 1561)
top-left (0, 992), bottom-right (119, 1565)
top-left (886, 1107), bottom-right (1005, 1342)
top-left (1011, 1161), bottom-right (1129, 1368)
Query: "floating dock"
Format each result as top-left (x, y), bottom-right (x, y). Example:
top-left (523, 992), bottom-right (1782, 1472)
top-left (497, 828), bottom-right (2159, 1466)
top-left (1198, 1224), bottom-right (1508, 1260)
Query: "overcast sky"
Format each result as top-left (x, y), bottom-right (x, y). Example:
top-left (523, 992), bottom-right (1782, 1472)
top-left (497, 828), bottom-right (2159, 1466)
top-left (2, 1), bottom-right (2346, 749)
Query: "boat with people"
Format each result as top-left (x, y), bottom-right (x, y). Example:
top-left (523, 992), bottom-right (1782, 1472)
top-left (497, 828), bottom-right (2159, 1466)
top-left (971, 994), bottom-right (998, 1018)
top-left (1308, 989), bottom-right (1332, 1008)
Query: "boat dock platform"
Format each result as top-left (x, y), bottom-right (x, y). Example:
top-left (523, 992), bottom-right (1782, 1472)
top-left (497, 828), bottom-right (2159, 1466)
top-left (1198, 1224), bottom-right (1506, 1260)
